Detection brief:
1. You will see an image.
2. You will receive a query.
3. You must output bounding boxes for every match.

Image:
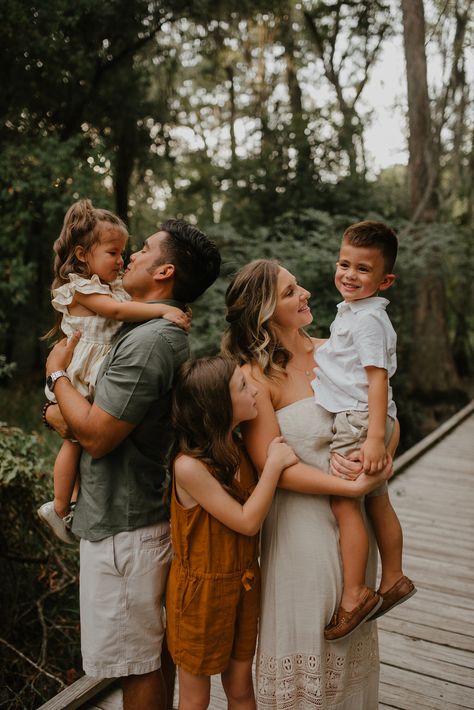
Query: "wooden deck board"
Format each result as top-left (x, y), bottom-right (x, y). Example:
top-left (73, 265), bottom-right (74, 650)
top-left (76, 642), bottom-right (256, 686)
top-left (39, 404), bottom-right (474, 709)
top-left (378, 410), bottom-right (474, 709)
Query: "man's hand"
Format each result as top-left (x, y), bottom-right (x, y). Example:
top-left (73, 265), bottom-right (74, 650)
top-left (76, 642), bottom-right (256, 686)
top-left (46, 332), bottom-right (81, 375)
top-left (45, 403), bottom-right (73, 439)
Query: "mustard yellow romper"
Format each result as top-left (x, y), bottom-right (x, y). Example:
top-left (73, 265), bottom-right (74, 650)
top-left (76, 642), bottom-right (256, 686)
top-left (166, 445), bottom-right (260, 676)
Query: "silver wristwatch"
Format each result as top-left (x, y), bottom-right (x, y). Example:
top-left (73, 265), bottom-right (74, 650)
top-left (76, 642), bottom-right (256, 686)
top-left (46, 370), bottom-right (70, 392)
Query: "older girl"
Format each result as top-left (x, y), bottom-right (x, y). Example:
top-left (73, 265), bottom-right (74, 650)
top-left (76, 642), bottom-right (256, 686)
top-left (166, 355), bottom-right (297, 710)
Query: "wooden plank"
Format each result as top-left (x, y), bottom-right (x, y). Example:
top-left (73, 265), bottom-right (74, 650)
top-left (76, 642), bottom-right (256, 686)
top-left (380, 663), bottom-right (473, 707)
top-left (37, 677), bottom-right (116, 710)
top-left (379, 616), bottom-right (474, 652)
top-left (379, 629), bottom-right (474, 673)
top-left (393, 400), bottom-right (474, 475)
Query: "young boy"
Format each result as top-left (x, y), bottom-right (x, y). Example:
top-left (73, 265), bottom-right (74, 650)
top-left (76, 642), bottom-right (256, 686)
top-left (312, 220), bottom-right (416, 641)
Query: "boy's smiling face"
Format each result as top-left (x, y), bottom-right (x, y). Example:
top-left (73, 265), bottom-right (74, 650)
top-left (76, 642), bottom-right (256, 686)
top-left (335, 240), bottom-right (395, 302)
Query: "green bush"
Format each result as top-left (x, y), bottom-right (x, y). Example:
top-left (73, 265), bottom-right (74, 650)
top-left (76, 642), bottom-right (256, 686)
top-left (0, 422), bottom-right (80, 708)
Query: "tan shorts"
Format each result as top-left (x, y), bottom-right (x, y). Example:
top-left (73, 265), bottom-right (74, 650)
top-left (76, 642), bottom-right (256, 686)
top-left (79, 521), bottom-right (172, 677)
top-left (330, 411), bottom-right (395, 497)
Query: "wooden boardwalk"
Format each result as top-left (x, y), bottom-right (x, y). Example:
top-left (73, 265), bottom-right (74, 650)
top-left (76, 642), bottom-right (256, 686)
top-left (378, 408), bottom-right (474, 709)
top-left (39, 403), bottom-right (474, 709)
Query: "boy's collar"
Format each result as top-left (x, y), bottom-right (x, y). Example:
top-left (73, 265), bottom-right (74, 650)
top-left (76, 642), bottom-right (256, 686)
top-left (337, 296), bottom-right (389, 313)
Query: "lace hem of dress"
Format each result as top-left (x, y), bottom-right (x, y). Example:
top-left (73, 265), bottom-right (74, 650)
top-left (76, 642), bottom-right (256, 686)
top-left (257, 634), bottom-right (379, 709)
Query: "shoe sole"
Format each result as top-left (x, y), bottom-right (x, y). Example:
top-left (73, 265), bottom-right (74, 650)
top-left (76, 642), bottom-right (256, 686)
top-left (370, 587), bottom-right (417, 621)
top-left (37, 507), bottom-right (75, 544)
top-left (325, 596), bottom-right (383, 642)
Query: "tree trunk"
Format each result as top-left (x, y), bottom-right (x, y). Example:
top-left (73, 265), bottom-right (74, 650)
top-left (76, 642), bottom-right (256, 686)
top-left (401, 0), bottom-right (438, 221)
top-left (401, 0), bottom-right (460, 394)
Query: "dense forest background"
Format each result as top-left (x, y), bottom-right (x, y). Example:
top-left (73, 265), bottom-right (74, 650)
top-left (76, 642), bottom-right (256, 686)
top-left (0, 0), bottom-right (473, 706)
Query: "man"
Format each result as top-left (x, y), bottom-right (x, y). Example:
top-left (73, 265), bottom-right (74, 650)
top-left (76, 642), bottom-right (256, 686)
top-left (45, 220), bottom-right (221, 709)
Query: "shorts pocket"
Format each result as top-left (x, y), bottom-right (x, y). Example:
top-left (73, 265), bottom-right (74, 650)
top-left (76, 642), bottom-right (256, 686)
top-left (140, 530), bottom-right (171, 549)
top-left (179, 575), bottom-right (203, 614)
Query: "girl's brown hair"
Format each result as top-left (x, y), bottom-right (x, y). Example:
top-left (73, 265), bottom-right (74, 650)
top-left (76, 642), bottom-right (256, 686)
top-left (171, 356), bottom-right (245, 502)
top-left (221, 259), bottom-right (299, 379)
top-left (45, 199), bottom-right (127, 339)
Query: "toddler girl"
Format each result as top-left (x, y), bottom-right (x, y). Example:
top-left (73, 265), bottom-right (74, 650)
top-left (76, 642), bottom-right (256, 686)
top-left (166, 355), bottom-right (297, 709)
top-left (38, 199), bottom-right (189, 543)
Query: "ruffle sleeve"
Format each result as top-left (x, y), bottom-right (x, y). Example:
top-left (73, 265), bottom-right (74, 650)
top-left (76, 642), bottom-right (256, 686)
top-left (51, 273), bottom-right (114, 314)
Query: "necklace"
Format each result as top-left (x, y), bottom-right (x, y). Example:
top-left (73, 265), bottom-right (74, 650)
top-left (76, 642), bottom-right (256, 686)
top-left (289, 353), bottom-right (315, 378)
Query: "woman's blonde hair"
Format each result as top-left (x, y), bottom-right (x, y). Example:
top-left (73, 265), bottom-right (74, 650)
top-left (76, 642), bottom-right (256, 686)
top-left (221, 259), bottom-right (294, 379)
top-left (45, 199), bottom-right (127, 339)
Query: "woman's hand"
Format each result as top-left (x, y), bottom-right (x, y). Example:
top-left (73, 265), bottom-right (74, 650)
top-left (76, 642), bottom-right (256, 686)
top-left (329, 451), bottom-right (363, 480)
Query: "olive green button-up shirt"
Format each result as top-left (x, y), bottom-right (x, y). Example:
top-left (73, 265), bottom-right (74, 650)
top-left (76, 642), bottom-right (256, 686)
top-left (72, 301), bottom-right (189, 542)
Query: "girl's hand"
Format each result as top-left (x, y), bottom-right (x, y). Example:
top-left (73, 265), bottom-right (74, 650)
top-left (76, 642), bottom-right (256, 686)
top-left (162, 306), bottom-right (191, 332)
top-left (330, 451), bottom-right (363, 480)
top-left (266, 436), bottom-right (299, 471)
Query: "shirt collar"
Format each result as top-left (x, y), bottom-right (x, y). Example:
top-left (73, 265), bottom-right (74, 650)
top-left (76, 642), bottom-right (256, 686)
top-left (337, 296), bottom-right (389, 314)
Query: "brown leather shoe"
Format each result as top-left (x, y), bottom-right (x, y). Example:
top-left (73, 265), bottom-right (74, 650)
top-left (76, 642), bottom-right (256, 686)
top-left (324, 589), bottom-right (382, 641)
top-left (370, 575), bottom-right (417, 621)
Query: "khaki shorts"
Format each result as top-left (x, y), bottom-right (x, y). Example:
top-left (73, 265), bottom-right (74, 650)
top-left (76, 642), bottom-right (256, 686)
top-left (80, 520), bottom-right (172, 677)
top-left (330, 411), bottom-right (395, 497)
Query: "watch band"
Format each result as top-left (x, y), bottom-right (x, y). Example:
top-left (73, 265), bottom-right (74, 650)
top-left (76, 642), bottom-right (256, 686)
top-left (47, 370), bottom-right (70, 392)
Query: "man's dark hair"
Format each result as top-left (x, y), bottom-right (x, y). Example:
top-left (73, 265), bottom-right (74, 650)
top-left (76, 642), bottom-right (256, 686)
top-left (159, 219), bottom-right (221, 302)
top-left (343, 220), bottom-right (398, 273)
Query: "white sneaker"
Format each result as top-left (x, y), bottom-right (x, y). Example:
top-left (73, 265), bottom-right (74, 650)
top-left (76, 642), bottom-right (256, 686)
top-left (37, 501), bottom-right (76, 544)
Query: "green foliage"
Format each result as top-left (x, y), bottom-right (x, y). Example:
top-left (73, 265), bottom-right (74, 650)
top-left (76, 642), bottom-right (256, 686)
top-left (0, 422), bottom-right (80, 708)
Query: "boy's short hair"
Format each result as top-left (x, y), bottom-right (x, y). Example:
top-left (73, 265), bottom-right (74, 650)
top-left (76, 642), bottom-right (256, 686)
top-left (343, 220), bottom-right (398, 273)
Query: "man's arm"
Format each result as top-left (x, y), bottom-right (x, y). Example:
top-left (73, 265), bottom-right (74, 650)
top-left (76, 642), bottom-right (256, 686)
top-left (46, 334), bottom-right (134, 458)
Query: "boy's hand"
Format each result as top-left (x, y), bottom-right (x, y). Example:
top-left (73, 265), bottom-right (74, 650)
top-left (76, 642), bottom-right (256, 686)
top-left (163, 306), bottom-right (191, 332)
top-left (360, 437), bottom-right (388, 474)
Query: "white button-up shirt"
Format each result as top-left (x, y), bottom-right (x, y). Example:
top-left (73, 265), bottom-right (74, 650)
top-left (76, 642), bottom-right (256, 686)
top-left (312, 296), bottom-right (397, 417)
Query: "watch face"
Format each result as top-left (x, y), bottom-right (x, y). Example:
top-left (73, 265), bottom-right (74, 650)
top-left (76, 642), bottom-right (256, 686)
top-left (47, 375), bottom-right (53, 391)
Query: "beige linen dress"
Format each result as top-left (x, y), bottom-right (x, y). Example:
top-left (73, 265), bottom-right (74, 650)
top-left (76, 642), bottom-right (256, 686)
top-left (45, 273), bottom-right (129, 403)
top-left (257, 398), bottom-right (379, 709)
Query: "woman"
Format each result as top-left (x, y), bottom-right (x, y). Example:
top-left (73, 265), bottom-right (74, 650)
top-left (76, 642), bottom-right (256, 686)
top-left (221, 260), bottom-right (397, 709)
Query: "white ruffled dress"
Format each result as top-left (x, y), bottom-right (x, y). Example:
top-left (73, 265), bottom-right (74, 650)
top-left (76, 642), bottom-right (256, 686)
top-left (45, 273), bottom-right (130, 404)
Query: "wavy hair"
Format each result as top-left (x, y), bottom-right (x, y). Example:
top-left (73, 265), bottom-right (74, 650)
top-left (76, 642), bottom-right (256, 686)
top-left (45, 199), bottom-right (127, 339)
top-left (171, 356), bottom-right (245, 503)
top-left (221, 259), bottom-right (292, 379)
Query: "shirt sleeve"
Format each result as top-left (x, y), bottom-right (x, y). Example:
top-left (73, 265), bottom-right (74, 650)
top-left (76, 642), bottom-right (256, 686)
top-left (352, 312), bottom-right (392, 370)
top-left (94, 328), bottom-right (175, 424)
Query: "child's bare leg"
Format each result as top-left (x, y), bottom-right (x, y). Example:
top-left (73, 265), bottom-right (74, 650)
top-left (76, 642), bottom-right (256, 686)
top-left (177, 668), bottom-right (210, 710)
top-left (53, 440), bottom-right (81, 518)
top-left (221, 658), bottom-right (256, 710)
top-left (365, 492), bottom-right (403, 593)
top-left (331, 496), bottom-right (370, 610)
